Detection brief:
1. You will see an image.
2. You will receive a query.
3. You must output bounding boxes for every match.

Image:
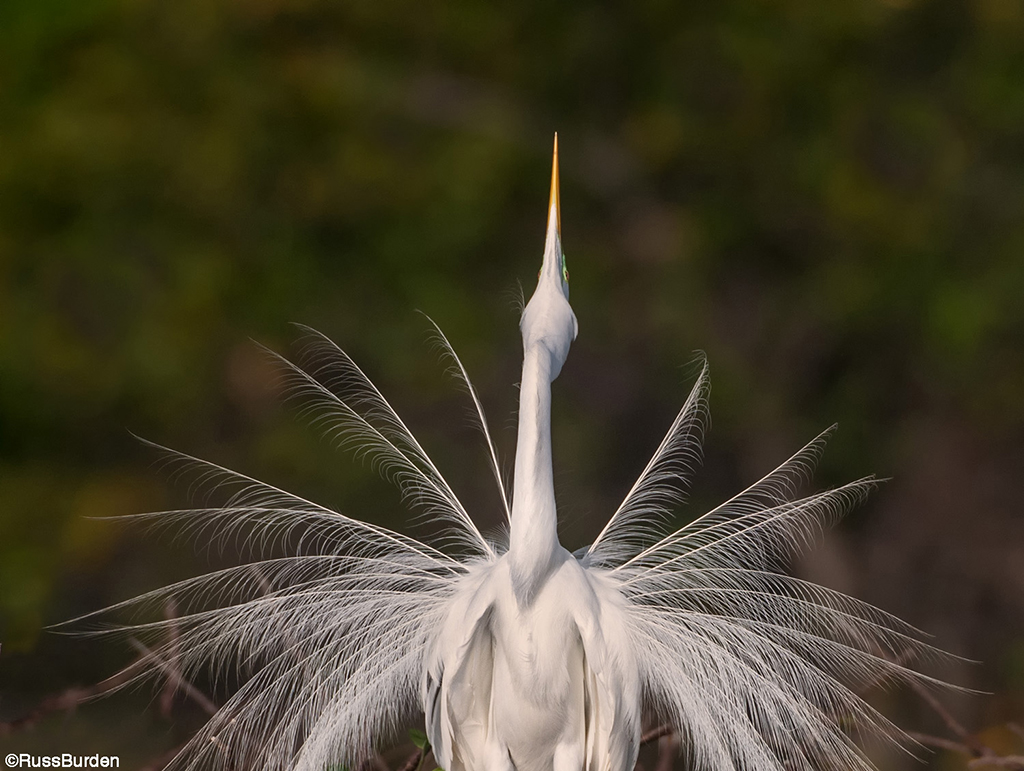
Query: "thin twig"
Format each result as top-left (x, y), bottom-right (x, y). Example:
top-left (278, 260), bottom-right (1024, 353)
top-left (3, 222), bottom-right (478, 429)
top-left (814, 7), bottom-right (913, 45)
top-left (906, 678), bottom-right (976, 746)
top-left (654, 733), bottom-right (678, 771)
top-left (129, 638), bottom-right (217, 715)
top-left (858, 646), bottom-right (917, 695)
top-left (159, 597), bottom-right (181, 718)
top-left (906, 681), bottom-right (1024, 769)
top-left (906, 731), bottom-right (973, 755)
top-left (1008, 723), bottom-right (1024, 743)
top-left (967, 757), bottom-right (1024, 770)
top-left (641, 724), bottom-right (673, 744)
top-left (397, 748), bottom-right (425, 771)
top-left (0, 663), bottom-right (138, 735)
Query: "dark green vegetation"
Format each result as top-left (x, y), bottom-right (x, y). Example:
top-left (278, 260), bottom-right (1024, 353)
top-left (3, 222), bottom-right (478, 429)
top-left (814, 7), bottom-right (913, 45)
top-left (1, 0), bottom-right (1022, 767)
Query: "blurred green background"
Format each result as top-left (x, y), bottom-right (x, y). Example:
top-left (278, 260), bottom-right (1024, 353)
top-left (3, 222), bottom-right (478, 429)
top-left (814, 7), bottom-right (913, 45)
top-left (1, 0), bottom-right (1022, 767)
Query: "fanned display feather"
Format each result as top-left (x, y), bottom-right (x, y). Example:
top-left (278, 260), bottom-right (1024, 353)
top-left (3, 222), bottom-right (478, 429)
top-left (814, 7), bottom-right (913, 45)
top-left (71, 140), bottom-right (953, 771)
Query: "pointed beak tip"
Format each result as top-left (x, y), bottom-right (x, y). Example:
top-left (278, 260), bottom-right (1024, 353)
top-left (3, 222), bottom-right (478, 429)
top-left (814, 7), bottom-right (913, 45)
top-left (547, 134), bottom-right (561, 238)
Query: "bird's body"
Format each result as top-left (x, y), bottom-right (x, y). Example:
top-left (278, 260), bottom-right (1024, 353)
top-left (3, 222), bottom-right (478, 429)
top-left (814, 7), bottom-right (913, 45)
top-left (435, 552), bottom-right (584, 771)
top-left (427, 547), bottom-right (638, 771)
top-left (81, 137), bottom-right (951, 771)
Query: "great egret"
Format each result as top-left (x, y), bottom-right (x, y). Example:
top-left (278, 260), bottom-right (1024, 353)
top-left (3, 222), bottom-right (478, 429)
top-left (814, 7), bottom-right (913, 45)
top-left (84, 136), bottom-right (948, 771)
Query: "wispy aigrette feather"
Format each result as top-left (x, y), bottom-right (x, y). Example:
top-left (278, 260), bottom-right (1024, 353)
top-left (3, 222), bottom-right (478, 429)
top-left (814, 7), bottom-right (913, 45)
top-left (585, 358), bottom-right (710, 567)
top-left (73, 139), bottom-right (955, 771)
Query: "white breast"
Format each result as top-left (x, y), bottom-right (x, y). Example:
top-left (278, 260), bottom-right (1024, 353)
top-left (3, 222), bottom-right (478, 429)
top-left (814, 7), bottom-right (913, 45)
top-left (424, 553), bottom-right (639, 771)
top-left (490, 557), bottom-right (587, 771)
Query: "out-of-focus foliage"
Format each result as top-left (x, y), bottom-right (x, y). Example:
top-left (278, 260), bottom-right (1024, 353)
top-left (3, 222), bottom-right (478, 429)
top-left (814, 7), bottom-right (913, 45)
top-left (1, 0), bottom-right (1021, 765)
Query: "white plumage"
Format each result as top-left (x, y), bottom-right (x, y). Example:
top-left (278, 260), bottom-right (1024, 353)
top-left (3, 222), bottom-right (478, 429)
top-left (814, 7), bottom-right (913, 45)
top-left (80, 136), bottom-right (949, 771)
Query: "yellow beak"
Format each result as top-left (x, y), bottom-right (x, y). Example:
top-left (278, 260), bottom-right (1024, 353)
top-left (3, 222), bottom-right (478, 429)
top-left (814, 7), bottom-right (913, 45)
top-left (547, 133), bottom-right (561, 238)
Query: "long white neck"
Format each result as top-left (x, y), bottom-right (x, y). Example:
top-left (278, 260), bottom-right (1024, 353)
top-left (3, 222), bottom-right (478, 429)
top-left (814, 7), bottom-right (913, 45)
top-left (508, 344), bottom-right (560, 603)
top-left (508, 135), bottom-right (575, 605)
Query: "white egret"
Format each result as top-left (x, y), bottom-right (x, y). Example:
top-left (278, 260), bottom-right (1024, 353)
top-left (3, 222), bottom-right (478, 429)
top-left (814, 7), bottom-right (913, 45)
top-left (83, 136), bottom-right (950, 771)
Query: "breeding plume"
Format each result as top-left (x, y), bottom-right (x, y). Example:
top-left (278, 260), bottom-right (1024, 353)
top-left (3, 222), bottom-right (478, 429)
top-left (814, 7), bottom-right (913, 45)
top-left (85, 137), bottom-right (947, 771)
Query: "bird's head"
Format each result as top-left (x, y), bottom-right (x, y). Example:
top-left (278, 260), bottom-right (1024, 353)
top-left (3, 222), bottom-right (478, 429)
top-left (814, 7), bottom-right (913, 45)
top-left (521, 134), bottom-right (578, 378)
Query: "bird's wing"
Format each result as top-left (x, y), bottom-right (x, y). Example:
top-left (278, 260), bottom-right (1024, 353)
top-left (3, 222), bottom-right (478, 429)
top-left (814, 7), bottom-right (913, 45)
top-left (425, 571), bottom-right (497, 771)
top-left (574, 573), bottom-right (641, 771)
